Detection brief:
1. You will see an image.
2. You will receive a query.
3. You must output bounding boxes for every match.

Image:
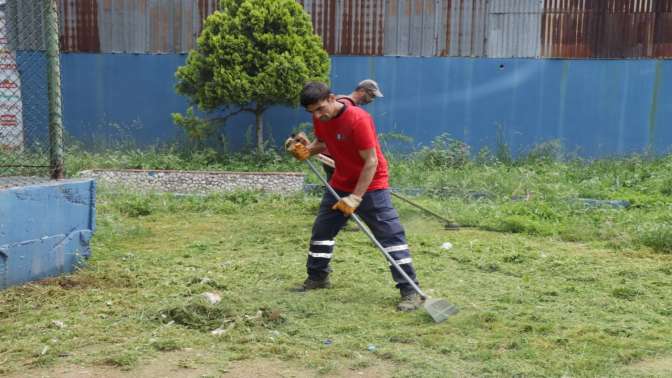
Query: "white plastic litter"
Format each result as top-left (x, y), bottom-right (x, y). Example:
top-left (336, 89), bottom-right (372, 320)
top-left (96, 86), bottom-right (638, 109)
top-left (211, 323), bottom-right (235, 336)
top-left (202, 292), bottom-right (222, 305)
top-left (211, 328), bottom-right (227, 336)
top-left (51, 320), bottom-right (65, 329)
top-left (441, 242), bottom-right (453, 250)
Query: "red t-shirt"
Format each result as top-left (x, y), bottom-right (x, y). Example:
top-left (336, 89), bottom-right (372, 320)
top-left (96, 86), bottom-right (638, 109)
top-left (321, 98), bottom-right (357, 158)
top-left (314, 105), bottom-right (389, 192)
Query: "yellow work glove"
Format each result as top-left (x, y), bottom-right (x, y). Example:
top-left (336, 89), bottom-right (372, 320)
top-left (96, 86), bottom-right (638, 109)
top-left (332, 194), bottom-right (362, 216)
top-left (287, 142), bottom-right (310, 161)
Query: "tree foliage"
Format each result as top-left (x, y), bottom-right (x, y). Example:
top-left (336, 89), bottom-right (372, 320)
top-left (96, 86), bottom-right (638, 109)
top-left (173, 0), bottom-right (330, 152)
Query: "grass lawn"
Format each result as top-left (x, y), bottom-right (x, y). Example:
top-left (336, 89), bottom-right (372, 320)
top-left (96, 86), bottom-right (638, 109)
top-left (1, 187), bottom-right (671, 377)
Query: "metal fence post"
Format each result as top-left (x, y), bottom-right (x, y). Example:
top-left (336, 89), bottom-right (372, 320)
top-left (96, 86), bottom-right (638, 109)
top-left (45, 0), bottom-right (63, 179)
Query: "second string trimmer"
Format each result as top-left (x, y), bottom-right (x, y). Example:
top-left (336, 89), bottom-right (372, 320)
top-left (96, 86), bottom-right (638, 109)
top-left (314, 153), bottom-right (460, 230)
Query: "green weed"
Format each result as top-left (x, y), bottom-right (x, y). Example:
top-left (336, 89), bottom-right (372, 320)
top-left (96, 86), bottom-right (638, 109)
top-left (638, 224), bottom-right (672, 254)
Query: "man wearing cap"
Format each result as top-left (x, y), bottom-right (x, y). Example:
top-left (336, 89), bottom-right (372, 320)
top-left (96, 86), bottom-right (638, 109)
top-left (337, 79), bottom-right (384, 107)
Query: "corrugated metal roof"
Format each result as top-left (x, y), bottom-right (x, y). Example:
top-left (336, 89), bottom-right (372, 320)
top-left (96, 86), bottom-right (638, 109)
top-left (6, 0), bottom-right (672, 58)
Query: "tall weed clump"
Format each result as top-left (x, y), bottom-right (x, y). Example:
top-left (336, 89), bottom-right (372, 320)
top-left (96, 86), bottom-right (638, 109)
top-left (638, 224), bottom-right (672, 254)
top-left (416, 133), bottom-right (470, 169)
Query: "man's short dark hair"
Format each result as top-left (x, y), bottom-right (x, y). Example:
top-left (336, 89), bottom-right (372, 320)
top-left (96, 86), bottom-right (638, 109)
top-left (300, 82), bottom-right (331, 107)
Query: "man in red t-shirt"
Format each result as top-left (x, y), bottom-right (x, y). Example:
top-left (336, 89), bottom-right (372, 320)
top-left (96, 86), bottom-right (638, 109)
top-left (319, 79), bottom-right (384, 181)
top-left (286, 81), bottom-right (422, 312)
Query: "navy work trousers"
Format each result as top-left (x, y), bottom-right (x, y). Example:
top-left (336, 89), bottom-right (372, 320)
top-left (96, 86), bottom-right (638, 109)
top-left (306, 188), bottom-right (419, 294)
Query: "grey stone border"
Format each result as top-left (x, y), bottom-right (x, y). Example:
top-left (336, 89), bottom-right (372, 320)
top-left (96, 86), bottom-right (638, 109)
top-left (78, 169), bottom-right (305, 194)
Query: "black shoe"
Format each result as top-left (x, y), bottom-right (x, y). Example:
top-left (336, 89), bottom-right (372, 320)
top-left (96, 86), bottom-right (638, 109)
top-left (291, 277), bottom-right (331, 292)
top-left (397, 292), bottom-right (423, 312)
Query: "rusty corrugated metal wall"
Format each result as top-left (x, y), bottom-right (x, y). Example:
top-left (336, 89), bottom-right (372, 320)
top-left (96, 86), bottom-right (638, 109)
top-left (300, 0), bottom-right (386, 55)
top-left (7, 0), bottom-right (672, 58)
top-left (305, 0), bottom-right (672, 58)
top-left (59, 0), bottom-right (218, 53)
top-left (487, 0), bottom-right (543, 58)
top-left (383, 0), bottom-right (445, 56)
top-left (446, 0), bottom-right (489, 57)
top-left (383, 0), bottom-right (672, 58)
top-left (541, 0), bottom-right (672, 58)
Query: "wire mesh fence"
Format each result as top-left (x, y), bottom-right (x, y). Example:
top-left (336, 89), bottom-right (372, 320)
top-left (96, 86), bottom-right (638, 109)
top-left (0, 0), bottom-right (62, 188)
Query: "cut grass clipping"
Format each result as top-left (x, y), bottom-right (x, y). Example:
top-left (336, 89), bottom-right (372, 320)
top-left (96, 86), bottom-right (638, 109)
top-left (158, 295), bottom-right (284, 333)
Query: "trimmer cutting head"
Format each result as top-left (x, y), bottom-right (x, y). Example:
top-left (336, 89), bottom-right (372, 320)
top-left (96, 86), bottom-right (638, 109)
top-left (424, 298), bottom-right (459, 323)
top-left (444, 222), bottom-right (461, 230)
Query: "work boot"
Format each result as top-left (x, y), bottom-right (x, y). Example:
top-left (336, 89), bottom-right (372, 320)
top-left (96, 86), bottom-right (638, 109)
top-left (291, 277), bottom-right (331, 292)
top-left (397, 292), bottom-right (423, 312)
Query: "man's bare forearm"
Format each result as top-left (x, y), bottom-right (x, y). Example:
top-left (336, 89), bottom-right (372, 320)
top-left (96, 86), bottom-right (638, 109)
top-left (307, 140), bottom-right (326, 156)
top-left (352, 149), bottom-right (377, 198)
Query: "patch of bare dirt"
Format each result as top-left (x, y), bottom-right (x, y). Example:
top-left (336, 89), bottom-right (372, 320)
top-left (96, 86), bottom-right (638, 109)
top-left (36, 276), bottom-right (95, 289)
top-left (3, 351), bottom-right (214, 378)
top-left (223, 359), bottom-right (394, 377)
top-left (4, 352), bottom-right (395, 378)
top-left (623, 355), bottom-right (672, 376)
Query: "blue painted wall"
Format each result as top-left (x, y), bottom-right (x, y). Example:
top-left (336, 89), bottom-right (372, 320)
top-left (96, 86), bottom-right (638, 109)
top-left (16, 52), bottom-right (49, 144)
top-left (333, 57), bottom-right (672, 156)
top-left (0, 180), bottom-right (96, 289)
top-left (39, 53), bottom-right (672, 156)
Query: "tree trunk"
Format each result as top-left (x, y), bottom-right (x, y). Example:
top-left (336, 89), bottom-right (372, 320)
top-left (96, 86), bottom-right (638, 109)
top-left (255, 109), bottom-right (264, 153)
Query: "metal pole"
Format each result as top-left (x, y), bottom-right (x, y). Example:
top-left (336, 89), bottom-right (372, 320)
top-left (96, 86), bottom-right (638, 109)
top-left (45, 0), bottom-right (63, 179)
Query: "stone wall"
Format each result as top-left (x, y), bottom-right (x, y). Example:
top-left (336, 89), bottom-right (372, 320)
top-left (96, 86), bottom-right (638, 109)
top-left (79, 169), bottom-right (305, 194)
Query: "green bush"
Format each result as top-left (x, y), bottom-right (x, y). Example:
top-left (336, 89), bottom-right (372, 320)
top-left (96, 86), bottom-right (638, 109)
top-left (417, 133), bottom-right (470, 169)
top-left (638, 224), bottom-right (672, 254)
top-left (522, 139), bottom-right (564, 164)
top-left (113, 195), bottom-right (153, 217)
top-left (173, 0), bottom-right (330, 152)
top-left (490, 215), bottom-right (549, 235)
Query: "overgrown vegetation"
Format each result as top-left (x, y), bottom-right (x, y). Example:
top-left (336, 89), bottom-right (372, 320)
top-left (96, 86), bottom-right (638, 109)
top-left (64, 142), bottom-right (297, 173)
top-left (2, 135), bottom-right (672, 375)
top-left (62, 133), bottom-right (672, 254)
